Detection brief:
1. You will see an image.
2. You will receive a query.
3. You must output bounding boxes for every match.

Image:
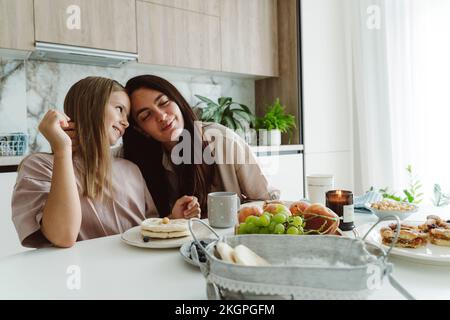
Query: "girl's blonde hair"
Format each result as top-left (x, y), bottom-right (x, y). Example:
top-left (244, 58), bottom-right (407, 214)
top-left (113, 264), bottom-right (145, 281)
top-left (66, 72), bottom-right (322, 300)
top-left (64, 76), bottom-right (125, 200)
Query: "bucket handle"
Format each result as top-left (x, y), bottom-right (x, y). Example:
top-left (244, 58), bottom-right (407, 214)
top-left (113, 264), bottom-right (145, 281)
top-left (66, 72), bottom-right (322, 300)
top-left (360, 215), bottom-right (415, 300)
top-left (188, 218), bottom-right (221, 261)
top-left (361, 215), bottom-right (401, 259)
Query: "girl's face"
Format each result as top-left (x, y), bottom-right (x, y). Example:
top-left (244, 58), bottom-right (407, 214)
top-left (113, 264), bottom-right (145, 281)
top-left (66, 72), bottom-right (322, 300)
top-left (130, 88), bottom-right (184, 145)
top-left (104, 91), bottom-right (130, 145)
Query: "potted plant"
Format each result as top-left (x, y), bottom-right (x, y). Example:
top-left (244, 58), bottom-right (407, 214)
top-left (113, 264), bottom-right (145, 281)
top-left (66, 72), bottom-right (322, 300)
top-left (193, 95), bottom-right (257, 145)
top-left (256, 98), bottom-right (296, 146)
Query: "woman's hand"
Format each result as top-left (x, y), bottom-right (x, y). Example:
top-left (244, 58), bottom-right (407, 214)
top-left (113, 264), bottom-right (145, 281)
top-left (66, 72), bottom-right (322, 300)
top-left (38, 109), bottom-right (72, 155)
top-left (62, 122), bottom-right (78, 152)
top-left (170, 195), bottom-right (201, 219)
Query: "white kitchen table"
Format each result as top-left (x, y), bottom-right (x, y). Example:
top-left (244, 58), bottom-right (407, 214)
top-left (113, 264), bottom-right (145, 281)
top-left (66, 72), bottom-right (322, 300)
top-left (0, 207), bottom-right (449, 300)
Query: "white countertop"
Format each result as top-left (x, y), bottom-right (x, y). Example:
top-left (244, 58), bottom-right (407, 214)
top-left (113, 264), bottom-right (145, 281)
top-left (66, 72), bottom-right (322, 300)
top-left (0, 206), bottom-right (449, 300)
top-left (0, 156), bottom-right (24, 166)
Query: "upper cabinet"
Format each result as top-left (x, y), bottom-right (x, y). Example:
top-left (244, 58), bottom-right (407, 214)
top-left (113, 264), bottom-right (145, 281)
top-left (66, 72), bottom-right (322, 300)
top-left (220, 0), bottom-right (279, 77)
top-left (140, 0), bottom-right (220, 16)
top-left (0, 0), bottom-right (279, 77)
top-left (0, 0), bottom-right (34, 51)
top-left (136, 1), bottom-right (221, 71)
top-left (34, 0), bottom-right (137, 53)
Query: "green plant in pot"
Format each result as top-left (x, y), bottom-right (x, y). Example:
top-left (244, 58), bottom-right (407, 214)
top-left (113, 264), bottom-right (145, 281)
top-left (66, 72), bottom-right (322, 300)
top-left (193, 95), bottom-right (256, 144)
top-left (256, 98), bottom-right (296, 146)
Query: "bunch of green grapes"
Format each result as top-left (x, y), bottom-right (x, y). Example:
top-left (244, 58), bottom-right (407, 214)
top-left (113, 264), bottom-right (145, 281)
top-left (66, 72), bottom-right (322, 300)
top-left (238, 212), bottom-right (305, 235)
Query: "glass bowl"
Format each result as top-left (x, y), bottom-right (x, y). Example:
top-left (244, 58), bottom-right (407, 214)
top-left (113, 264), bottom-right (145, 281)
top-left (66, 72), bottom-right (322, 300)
top-left (364, 202), bottom-right (418, 221)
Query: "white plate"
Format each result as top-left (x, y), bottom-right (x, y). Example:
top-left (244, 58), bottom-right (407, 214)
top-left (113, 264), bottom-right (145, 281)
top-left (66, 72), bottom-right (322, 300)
top-left (121, 220), bottom-right (212, 249)
top-left (359, 221), bottom-right (450, 265)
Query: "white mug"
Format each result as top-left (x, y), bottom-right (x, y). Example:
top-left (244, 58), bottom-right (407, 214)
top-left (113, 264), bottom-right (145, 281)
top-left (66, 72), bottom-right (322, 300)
top-left (207, 192), bottom-right (240, 228)
top-left (306, 174), bottom-right (334, 205)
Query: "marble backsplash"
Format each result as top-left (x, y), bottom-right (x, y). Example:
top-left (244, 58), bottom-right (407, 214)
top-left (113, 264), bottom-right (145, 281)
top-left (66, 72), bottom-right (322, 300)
top-left (0, 59), bottom-right (255, 153)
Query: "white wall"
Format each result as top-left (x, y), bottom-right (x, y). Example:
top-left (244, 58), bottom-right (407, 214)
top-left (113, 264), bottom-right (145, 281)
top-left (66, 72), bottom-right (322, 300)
top-left (301, 0), bottom-right (354, 191)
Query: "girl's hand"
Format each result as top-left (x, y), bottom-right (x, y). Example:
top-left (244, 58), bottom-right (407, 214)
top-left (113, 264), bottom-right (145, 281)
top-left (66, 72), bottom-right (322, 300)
top-left (170, 195), bottom-right (201, 219)
top-left (38, 109), bottom-right (72, 155)
top-left (62, 122), bottom-right (78, 152)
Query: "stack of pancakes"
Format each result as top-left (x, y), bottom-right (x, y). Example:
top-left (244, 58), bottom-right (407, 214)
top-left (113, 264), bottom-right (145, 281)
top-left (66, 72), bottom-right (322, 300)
top-left (141, 218), bottom-right (189, 239)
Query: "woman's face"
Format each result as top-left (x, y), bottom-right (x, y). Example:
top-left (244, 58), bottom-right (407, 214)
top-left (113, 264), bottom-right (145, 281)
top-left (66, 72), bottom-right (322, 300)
top-left (104, 91), bottom-right (130, 145)
top-left (130, 88), bottom-right (184, 144)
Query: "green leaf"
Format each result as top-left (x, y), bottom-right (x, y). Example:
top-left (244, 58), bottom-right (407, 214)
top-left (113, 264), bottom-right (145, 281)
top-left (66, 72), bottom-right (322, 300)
top-left (237, 103), bottom-right (252, 114)
top-left (195, 95), bottom-right (219, 107)
top-left (406, 165), bottom-right (412, 174)
top-left (192, 95), bottom-right (255, 130)
top-left (383, 194), bottom-right (401, 201)
top-left (403, 189), bottom-right (414, 203)
top-left (223, 115), bottom-right (236, 130)
top-left (257, 98), bottom-right (296, 134)
top-left (233, 119), bottom-right (244, 132)
top-left (201, 105), bottom-right (219, 121)
top-left (218, 97), bottom-right (232, 107)
top-left (233, 110), bottom-right (252, 123)
top-left (212, 111), bottom-right (222, 123)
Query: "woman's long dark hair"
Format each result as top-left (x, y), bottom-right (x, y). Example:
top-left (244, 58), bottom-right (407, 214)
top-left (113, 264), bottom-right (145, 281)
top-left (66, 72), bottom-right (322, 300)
top-left (123, 75), bottom-right (214, 217)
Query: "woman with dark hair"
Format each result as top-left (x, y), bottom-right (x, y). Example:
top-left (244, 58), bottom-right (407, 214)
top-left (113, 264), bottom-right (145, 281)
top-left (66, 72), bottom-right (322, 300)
top-left (123, 75), bottom-right (279, 218)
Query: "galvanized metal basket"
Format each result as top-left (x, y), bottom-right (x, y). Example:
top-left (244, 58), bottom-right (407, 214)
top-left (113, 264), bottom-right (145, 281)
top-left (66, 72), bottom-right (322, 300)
top-left (188, 217), bottom-right (413, 300)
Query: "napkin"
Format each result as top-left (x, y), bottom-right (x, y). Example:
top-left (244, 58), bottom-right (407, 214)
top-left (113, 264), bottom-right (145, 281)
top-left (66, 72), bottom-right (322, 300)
top-left (353, 191), bottom-right (383, 213)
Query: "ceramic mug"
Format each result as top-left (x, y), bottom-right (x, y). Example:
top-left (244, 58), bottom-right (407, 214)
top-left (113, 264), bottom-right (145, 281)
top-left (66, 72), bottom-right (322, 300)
top-left (306, 174), bottom-right (334, 205)
top-left (207, 192), bottom-right (240, 228)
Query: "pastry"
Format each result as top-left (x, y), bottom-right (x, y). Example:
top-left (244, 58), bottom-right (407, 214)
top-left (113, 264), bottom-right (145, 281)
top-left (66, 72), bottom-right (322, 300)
top-left (380, 223), bottom-right (428, 248)
top-left (429, 228), bottom-right (450, 247)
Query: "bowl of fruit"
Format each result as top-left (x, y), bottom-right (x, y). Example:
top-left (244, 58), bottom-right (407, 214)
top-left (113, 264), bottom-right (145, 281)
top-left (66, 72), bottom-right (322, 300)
top-left (236, 200), bottom-right (341, 236)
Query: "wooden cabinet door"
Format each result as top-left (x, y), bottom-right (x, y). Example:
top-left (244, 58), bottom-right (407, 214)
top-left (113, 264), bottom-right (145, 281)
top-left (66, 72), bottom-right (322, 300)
top-left (140, 0), bottom-right (220, 16)
top-left (137, 1), bottom-right (221, 71)
top-left (0, 0), bottom-right (34, 51)
top-left (220, 0), bottom-right (279, 77)
top-left (34, 0), bottom-right (137, 53)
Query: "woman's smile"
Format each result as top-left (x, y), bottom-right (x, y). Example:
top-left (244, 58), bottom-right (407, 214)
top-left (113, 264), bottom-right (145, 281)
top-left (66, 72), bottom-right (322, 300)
top-left (113, 125), bottom-right (124, 137)
top-left (161, 118), bottom-right (175, 132)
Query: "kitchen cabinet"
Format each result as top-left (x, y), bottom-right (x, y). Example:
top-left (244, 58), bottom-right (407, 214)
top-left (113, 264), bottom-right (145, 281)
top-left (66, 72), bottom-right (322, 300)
top-left (256, 0), bottom-right (301, 144)
top-left (136, 1), bottom-right (221, 71)
top-left (140, 0), bottom-right (220, 16)
top-left (33, 0), bottom-right (137, 53)
top-left (220, 0), bottom-right (279, 77)
top-left (255, 147), bottom-right (304, 201)
top-left (0, 0), bottom-right (34, 51)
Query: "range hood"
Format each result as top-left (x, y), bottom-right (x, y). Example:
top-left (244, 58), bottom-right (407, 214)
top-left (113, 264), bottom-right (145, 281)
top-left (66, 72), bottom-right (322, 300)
top-left (29, 42), bottom-right (138, 68)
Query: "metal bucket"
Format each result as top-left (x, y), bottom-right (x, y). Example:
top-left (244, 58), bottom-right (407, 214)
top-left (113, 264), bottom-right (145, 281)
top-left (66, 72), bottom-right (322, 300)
top-left (188, 217), bottom-right (413, 300)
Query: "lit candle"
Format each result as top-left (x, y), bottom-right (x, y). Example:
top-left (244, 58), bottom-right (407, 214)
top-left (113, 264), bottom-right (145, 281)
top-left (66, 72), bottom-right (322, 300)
top-left (325, 190), bottom-right (355, 231)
